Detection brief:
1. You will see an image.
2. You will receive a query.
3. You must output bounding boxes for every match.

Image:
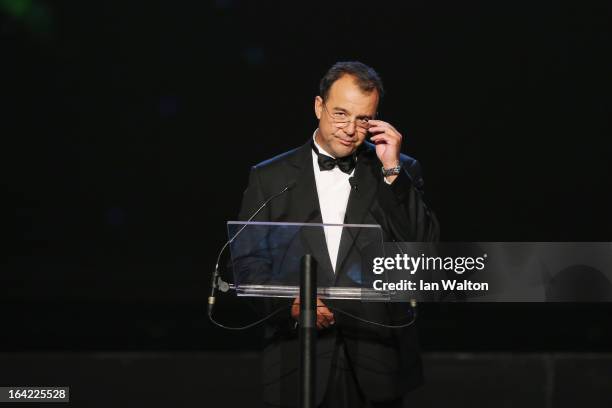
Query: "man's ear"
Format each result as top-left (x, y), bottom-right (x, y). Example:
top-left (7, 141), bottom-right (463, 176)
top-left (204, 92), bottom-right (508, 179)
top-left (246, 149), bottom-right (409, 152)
top-left (314, 96), bottom-right (322, 120)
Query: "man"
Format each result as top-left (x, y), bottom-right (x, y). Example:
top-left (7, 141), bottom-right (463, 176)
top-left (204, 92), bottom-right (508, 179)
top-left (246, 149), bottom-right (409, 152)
top-left (238, 61), bottom-right (439, 407)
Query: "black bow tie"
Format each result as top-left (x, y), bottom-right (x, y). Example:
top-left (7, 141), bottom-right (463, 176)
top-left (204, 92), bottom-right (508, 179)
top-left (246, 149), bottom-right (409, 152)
top-left (311, 142), bottom-right (356, 174)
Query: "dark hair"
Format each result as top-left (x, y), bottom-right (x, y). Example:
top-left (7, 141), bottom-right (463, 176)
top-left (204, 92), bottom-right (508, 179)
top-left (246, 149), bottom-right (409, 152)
top-left (319, 61), bottom-right (384, 101)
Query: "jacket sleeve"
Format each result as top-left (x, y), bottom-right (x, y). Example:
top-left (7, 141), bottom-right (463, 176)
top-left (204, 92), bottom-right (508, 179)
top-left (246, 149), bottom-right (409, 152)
top-left (377, 158), bottom-right (440, 242)
top-left (235, 166), bottom-right (295, 334)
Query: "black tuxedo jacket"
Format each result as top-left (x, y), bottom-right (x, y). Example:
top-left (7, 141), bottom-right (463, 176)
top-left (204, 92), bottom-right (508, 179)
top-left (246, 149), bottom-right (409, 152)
top-left (237, 140), bottom-right (439, 406)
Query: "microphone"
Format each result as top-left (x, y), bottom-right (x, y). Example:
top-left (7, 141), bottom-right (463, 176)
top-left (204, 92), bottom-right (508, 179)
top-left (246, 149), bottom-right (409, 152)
top-left (208, 180), bottom-right (297, 316)
top-left (348, 177), bottom-right (358, 191)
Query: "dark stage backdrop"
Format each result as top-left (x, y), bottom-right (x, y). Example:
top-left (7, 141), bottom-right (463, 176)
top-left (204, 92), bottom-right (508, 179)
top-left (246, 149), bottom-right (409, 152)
top-left (3, 0), bottom-right (611, 352)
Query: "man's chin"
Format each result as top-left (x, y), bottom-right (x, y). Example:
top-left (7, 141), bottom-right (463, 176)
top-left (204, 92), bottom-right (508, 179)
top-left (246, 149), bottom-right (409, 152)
top-left (332, 141), bottom-right (359, 158)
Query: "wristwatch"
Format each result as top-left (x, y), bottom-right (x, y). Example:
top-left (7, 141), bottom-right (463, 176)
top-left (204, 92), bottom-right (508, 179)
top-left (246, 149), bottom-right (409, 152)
top-left (381, 164), bottom-right (402, 177)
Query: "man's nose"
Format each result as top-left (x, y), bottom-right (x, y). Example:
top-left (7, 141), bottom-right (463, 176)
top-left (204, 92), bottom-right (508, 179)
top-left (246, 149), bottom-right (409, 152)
top-left (344, 121), bottom-right (356, 135)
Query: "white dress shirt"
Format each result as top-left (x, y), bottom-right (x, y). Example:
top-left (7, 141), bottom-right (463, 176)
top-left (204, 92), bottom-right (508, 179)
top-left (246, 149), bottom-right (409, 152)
top-left (311, 130), bottom-right (354, 272)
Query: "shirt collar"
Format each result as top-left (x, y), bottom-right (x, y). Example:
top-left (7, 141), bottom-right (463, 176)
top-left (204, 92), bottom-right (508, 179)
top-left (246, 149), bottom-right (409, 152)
top-left (312, 129), bottom-right (335, 158)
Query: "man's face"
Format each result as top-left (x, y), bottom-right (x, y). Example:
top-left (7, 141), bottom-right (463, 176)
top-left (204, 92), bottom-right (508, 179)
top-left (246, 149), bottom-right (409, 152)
top-left (314, 74), bottom-right (379, 158)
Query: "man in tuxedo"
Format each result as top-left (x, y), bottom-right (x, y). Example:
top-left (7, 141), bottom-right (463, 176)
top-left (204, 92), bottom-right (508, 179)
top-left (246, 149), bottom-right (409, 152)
top-left (237, 61), bottom-right (439, 407)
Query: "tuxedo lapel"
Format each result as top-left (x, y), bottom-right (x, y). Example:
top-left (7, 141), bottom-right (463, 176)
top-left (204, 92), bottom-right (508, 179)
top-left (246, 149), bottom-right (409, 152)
top-left (286, 143), bottom-right (321, 223)
top-left (286, 142), bottom-right (335, 282)
top-left (334, 146), bottom-right (380, 276)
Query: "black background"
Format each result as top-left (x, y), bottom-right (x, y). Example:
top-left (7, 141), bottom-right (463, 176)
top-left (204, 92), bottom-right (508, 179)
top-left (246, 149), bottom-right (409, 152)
top-left (3, 0), bottom-right (611, 352)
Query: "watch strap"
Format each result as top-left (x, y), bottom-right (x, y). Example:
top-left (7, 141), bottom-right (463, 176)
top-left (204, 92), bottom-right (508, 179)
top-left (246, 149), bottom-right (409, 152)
top-left (381, 164), bottom-right (402, 177)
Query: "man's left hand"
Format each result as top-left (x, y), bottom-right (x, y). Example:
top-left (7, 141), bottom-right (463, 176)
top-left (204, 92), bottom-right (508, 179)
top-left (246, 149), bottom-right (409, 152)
top-left (367, 120), bottom-right (402, 182)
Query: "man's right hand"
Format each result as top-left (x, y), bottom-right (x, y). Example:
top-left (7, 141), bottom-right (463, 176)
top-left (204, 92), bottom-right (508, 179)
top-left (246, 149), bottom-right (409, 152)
top-left (291, 296), bottom-right (335, 329)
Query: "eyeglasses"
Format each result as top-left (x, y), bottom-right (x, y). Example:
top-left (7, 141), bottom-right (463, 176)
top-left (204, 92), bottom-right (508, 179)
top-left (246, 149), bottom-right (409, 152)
top-left (321, 102), bottom-right (374, 130)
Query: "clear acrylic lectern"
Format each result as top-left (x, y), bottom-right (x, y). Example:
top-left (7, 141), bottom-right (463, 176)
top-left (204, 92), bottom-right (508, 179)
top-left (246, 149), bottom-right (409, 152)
top-left (225, 221), bottom-right (392, 408)
top-left (226, 221), bottom-right (391, 302)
